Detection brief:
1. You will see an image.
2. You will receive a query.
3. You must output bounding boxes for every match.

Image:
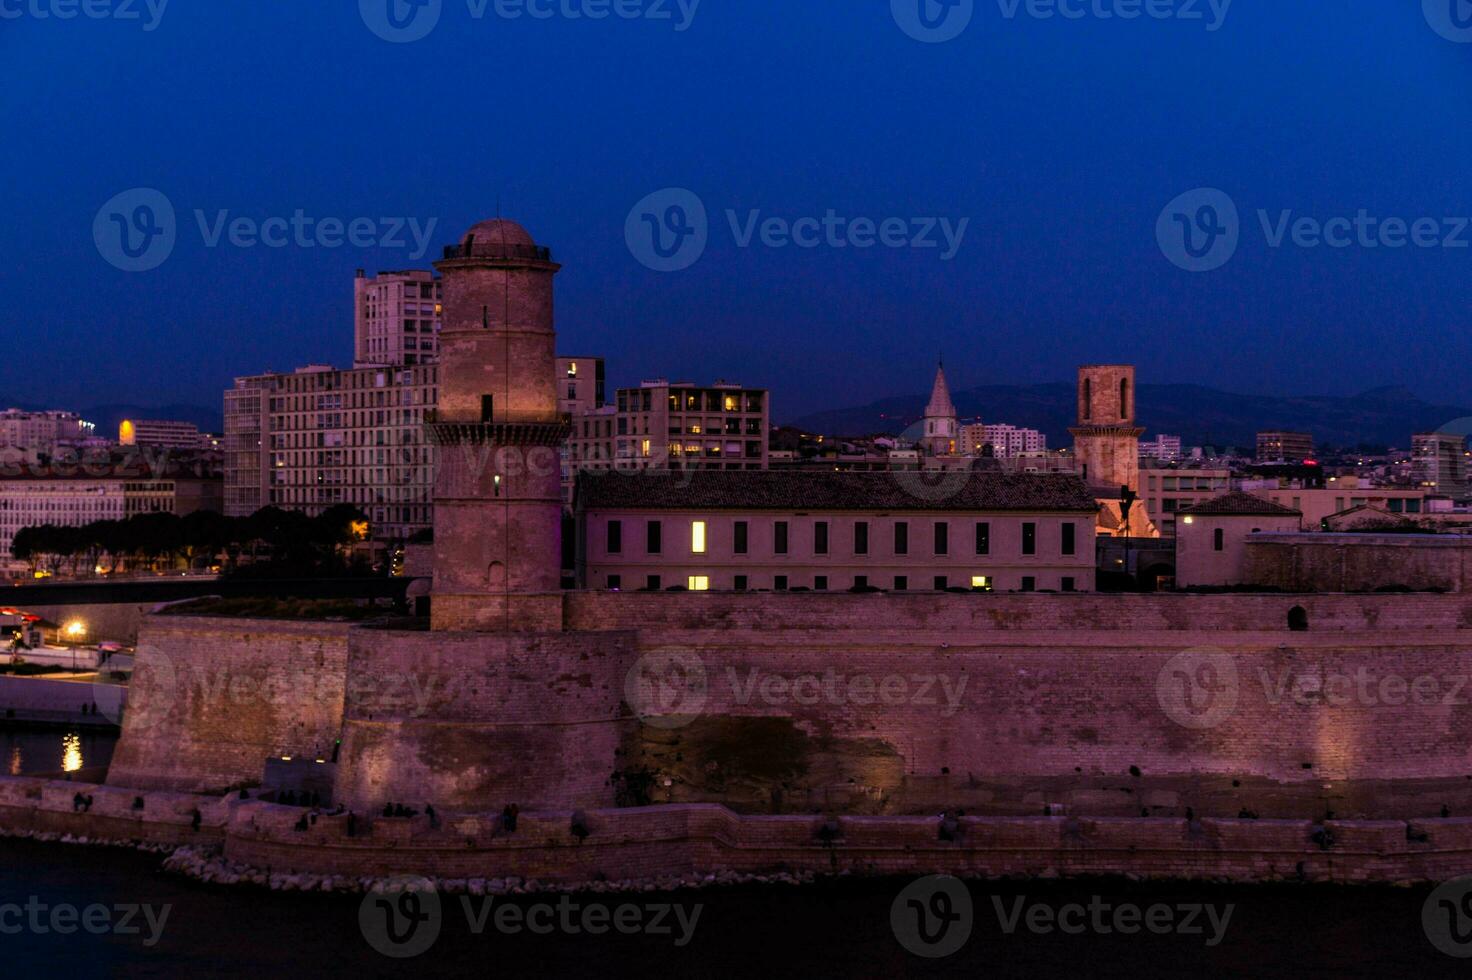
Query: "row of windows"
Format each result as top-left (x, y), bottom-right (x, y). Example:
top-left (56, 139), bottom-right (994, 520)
top-left (606, 519), bottom-right (1078, 558)
top-left (605, 573), bottom-right (1077, 593)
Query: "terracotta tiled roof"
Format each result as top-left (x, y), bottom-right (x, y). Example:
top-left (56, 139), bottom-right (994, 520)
top-left (1179, 491), bottom-right (1301, 517)
top-left (576, 470), bottom-right (1100, 513)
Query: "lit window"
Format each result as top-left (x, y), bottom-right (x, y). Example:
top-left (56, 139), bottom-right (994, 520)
top-left (692, 521), bottom-right (707, 554)
top-left (688, 576), bottom-right (710, 592)
top-left (971, 576), bottom-right (992, 590)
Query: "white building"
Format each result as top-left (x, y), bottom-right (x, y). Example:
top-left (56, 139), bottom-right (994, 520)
top-left (1140, 434), bottom-right (1183, 462)
top-left (0, 410), bottom-right (92, 452)
top-left (354, 269), bottom-right (443, 368)
top-left (961, 423), bottom-right (1047, 459)
top-left (119, 419), bottom-right (208, 450)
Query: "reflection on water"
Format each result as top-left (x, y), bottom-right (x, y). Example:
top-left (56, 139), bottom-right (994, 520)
top-left (0, 727), bottom-right (117, 775)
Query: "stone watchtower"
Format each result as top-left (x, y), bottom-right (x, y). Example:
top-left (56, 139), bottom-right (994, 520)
top-left (429, 219), bottom-right (569, 631)
top-left (1070, 364), bottom-right (1154, 535)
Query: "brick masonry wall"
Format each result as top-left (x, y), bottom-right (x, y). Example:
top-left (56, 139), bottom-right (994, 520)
top-left (106, 617), bottom-right (353, 793)
top-left (1247, 535), bottom-right (1472, 593)
top-left (108, 594), bottom-right (1472, 816)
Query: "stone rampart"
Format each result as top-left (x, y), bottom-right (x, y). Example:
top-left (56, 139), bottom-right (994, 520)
top-left (106, 617), bottom-right (353, 793)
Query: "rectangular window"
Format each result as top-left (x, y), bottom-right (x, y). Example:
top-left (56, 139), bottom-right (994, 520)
top-left (855, 521), bottom-right (869, 555)
top-left (815, 521), bottom-right (829, 555)
top-left (692, 520), bottom-right (707, 554)
top-left (934, 576), bottom-right (948, 591)
top-left (480, 395), bottom-right (494, 422)
top-left (688, 576), bottom-right (710, 592)
top-left (1022, 522), bottom-right (1037, 556)
top-left (647, 521), bottom-right (662, 555)
top-left (1214, 528), bottom-right (1225, 551)
top-left (735, 575), bottom-right (748, 592)
top-left (934, 522), bottom-right (949, 556)
top-left (975, 522), bottom-right (990, 555)
top-left (734, 521), bottom-right (749, 554)
top-left (815, 576), bottom-right (828, 591)
top-left (775, 575), bottom-right (789, 591)
top-left (854, 575), bottom-right (868, 589)
top-left (970, 575), bottom-right (991, 590)
top-left (607, 520), bottom-right (622, 555)
top-left (608, 575), bottom-right (621, 591)
top-left (1062, 577), bottom-right (1076, 593)
top-left (894, 522), bottom-right (909, 556)
top-left (895, 575), bottom-right (908, 591)
top-left (775, 521), bottom-right (789, 555)
top-left (1062, 522), bottom-right (1076, 556)
top-left (1022, 576), bottom-right (1036, 592)
top-left (645, 574), bottom-right (661, 591)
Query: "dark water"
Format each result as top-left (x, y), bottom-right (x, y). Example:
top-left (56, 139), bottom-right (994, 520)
top-left (1, 727), bottom-right (117, 776)
top-left (0, 837), bottom-right (1466, 978)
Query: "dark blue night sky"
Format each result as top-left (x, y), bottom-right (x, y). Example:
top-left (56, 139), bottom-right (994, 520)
top-left (3, 1), bottom-right (1471, 421)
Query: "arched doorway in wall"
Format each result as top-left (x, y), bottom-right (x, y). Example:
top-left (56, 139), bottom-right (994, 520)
top-left (1288, 605), bottom-right (1309, 632)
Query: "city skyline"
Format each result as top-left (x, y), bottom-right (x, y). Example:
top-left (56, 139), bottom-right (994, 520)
top-left (5, 4), bottom-right (1472, 419)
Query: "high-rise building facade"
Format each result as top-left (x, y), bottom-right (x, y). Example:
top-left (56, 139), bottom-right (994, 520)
top-left (1256, 431), bottom-right (1315, 463)
top-left (354, 269), bottom-right (443, 367)
top-left (119, 419), bottom-right (208, 450)
top-left (1140, 434), bottom-right (1183, 461)
top-left (1413, 432), bottom-right (1468, 499)
top-left (570, 380), bottom-right (768, 472)
top-left (224, 363), bottom-right (439, 540)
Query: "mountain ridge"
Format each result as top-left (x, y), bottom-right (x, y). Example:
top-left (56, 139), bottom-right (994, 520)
top-left (788, 384), bottom-right (1472, 449)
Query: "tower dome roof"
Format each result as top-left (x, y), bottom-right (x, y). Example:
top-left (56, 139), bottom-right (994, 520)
top-left (462, 218), bottom-right (537, 248)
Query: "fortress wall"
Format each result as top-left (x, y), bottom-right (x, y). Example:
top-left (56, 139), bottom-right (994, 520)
top-left (332, 629), bottom-right (638, 812)
top-left (1247, 535), bottom-right (1472, 594)
top-left (621, 630), bottom-right (1472, 814)
top-left (106, 617), bottom-right (352, 793)
top-left (565, 591), bottom-right (1472, 634)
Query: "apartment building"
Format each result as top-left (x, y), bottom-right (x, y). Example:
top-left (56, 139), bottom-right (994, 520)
top-left (120, 419), bottom-right (209, 450)
top-left (224, 363), bottom-right (439, 540)
top-left (960, 423), bottom-right (1047, 459)
top-left (570, 380), bottom-right (769, 473)
top-left (0, 410), bottom-right (93, 452)
top-left (1413, 432), bottom-right (1469, 500)
top-left (576, 471), bottom-right (1099, 593)
top-left (353, 269), bottom-right (443, 367)
top-left (1256, 431), bottom-right (1315, 463)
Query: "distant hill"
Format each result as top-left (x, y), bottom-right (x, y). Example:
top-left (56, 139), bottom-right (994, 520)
top-left (788, 384), bottom-right (1472, 450)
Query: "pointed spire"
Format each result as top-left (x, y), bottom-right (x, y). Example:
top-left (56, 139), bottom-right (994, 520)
top-left (925, 360), bottom-right (956, 420)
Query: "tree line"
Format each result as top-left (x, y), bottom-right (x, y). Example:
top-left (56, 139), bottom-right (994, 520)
top-left (10, 505), bottom-right (375, 578)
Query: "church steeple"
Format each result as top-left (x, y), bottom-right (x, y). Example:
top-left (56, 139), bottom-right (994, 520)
top-left (920, 360), bottom-right (959, 456)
